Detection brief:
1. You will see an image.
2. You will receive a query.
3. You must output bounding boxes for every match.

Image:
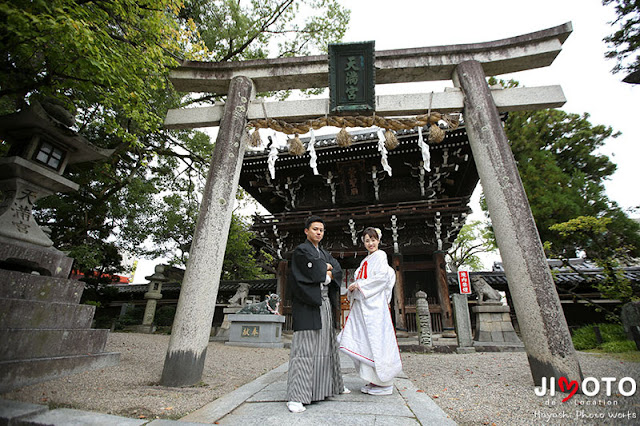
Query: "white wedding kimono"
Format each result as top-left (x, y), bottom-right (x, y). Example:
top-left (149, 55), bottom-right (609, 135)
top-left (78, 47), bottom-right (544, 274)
top-left (337, 250), bottom-right (402, 385)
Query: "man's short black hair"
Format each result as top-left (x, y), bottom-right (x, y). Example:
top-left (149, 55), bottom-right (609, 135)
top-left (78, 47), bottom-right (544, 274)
top-left (305, 215), bottom-right (325, 229)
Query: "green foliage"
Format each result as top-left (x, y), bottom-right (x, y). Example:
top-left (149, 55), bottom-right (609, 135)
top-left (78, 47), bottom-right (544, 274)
top-left (485, 79), bottom-right (640, 262)
top-left (0, 0), bottom-right (184, 142)
top-left (185, 0), bottom-right (350, 61)
top-left (118, 306), bottom-right (145, 327)
top-left (505, 108), bottom-right (618, 249)
top-left (155, 306), bottom-right (176, 326)
top-left (602, 0), bottom-right (640, 76)
top-left (549, 216), bottom-right (639, 305)
top-left (2, 1), bottom-right (350, 280)
top-left (600, 340), bottom-right (638, 352)
top-left (447, 220), bottom-right (497, 272)
top-left (223, 215), bottom-right (272, 280)
top-left (572, 323), bottom-right (631, 351)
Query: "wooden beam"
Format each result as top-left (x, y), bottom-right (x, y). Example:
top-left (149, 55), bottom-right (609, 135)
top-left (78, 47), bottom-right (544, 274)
top-left (164, 85), bottom-right (565, 129)
top-left (168, 23), bottom-right (572, 94)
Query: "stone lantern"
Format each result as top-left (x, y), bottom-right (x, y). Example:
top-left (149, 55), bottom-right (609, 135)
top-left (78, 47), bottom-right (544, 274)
top-left (136, 265), bottom-right (167, 333)
top-left (0, 100), bottom-right (119, 392)
top-left (0, 100), bottom-right (112, 277)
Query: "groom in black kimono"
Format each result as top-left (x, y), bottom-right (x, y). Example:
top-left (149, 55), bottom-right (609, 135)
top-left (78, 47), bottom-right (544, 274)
top-left (286, 215), bottom-right (346, 413)
top-left (290, 216), bottom-right (343, 330)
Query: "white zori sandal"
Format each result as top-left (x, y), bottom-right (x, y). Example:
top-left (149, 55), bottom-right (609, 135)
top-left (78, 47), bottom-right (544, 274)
top-left (361, 382), bottom-right (374, 393)
top-left (287, 401), bottom-right (306, 413)
top-left (367, 385), bottom-right (393, 395)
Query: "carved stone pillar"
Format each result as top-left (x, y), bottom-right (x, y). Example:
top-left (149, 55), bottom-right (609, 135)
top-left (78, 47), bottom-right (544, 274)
top-left (161, 76), bottom-right (254, 387)
top-left (416, 291), bottom-right (433, 347)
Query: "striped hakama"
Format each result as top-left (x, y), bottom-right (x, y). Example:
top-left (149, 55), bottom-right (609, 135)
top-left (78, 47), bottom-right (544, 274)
top-left (286, 286), bottom-right (343, 404)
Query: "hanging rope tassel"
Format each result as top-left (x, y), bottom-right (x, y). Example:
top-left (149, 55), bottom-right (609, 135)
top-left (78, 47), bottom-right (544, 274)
top-left (384, 129), bottom-right (399, 150)
top-left (428, 123), bottom-right (445, 143)
top-left (337, 127), bottom-right (352, 147)
top-left (288, 134), bottom-right (305, 156)
top-left (249, 128), bottom-right (263, 147)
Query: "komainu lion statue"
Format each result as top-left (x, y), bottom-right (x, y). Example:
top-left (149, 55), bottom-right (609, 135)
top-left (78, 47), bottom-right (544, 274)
top-left (228, 283), bottom-right (250, 307)
top-left (237, 294), bottom-right (281, 315)
top-left (471, 276), bottom-right (502, 303)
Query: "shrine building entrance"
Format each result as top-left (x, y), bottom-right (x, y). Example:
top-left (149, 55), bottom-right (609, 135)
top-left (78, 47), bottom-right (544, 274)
top-left (240, 125), bottom-right (477, 335)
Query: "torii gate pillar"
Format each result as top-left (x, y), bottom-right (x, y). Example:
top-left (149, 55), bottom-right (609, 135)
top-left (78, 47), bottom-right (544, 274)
top-left (453, 60), bottom-right (583, 385)
top-left (160, 76), bottom-right (254, 386)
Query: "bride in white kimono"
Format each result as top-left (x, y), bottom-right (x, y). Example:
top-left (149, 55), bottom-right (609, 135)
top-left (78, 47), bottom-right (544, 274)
top-left (337, 227), bottom-right (402, 395)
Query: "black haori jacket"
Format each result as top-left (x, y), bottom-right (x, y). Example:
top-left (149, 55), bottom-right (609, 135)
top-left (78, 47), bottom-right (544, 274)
top-left (289, 240), bottom-right (343, 331)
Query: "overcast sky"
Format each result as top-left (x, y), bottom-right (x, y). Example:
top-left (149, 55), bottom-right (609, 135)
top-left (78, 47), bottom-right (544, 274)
top-left (132, 1), bottom-right (638, 282)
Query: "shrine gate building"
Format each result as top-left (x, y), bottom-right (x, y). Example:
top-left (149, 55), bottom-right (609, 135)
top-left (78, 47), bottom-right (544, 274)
top-left (240, 124), bottom-right (477, 334)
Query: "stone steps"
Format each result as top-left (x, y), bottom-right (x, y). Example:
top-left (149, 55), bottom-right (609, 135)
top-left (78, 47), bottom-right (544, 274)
top-left (0, 268), bottom-right (119, 393)
top-left (0, 298), bottom-right (95, 329)
top-left (0, 329), bottom-right (110, 361)
top-left (0, 352), bottom-right (121, 393)
top-left (0, 269), bottom-right (84, 303)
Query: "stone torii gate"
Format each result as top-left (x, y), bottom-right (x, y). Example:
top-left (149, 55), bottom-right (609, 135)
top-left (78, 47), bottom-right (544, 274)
top-left (160, 22), bottom-right (583, 388)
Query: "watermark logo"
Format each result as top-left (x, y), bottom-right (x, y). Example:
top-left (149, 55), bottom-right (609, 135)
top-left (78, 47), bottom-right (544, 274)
top-left (535, 376), bottom-right (637, 402)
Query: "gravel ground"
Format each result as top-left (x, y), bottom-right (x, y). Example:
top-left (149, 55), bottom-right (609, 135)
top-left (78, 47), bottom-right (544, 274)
top-left (402, 350), bottom-right (640, 425)
top-left (1, 332), bottom-right (290, 420)
top-left (2, 332), bottom-right (639, 424)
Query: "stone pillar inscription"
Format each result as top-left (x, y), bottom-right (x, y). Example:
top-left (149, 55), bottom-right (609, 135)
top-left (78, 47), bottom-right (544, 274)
top-left (160, 76), bottom-right (254, 387)
top-left (415, 291), bottom-right (433, 347)
top-left (452, 60), bottom-right (582, 385)
top-left (0, 180), bottom-right (54, 247)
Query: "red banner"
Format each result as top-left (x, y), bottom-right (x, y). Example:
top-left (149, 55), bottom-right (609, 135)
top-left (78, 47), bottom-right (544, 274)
top-left (458, 270), bottom-right (471, 294)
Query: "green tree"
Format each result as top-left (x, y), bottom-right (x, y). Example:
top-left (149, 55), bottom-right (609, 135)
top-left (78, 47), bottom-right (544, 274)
top-left (1, 0), bottom-right (350, 278)
top-left (484, 79), bottom-right (640, 318)
top-left (0, 0), bottom-right (186, 142)
top-left (490, 79), bottom-right (640, 258)
top-left (547, 216), bottom-right (639, 320)
top-left (602, 0), bottom-right (640, 78)
top-left (446, 220), bottom-right (497, 273)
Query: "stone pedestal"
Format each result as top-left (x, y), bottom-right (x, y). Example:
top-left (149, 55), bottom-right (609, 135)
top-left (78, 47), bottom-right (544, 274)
top-left (0, 269), bottom-right (120, 392)
top-left (226, 314), bottom-right (285, 348)
top-left (210, 306), bottom-right (241, 341)
top-left (133, 324), bottom-right (156, 334)
top-left (472, 303), bottom-right (523, 351)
